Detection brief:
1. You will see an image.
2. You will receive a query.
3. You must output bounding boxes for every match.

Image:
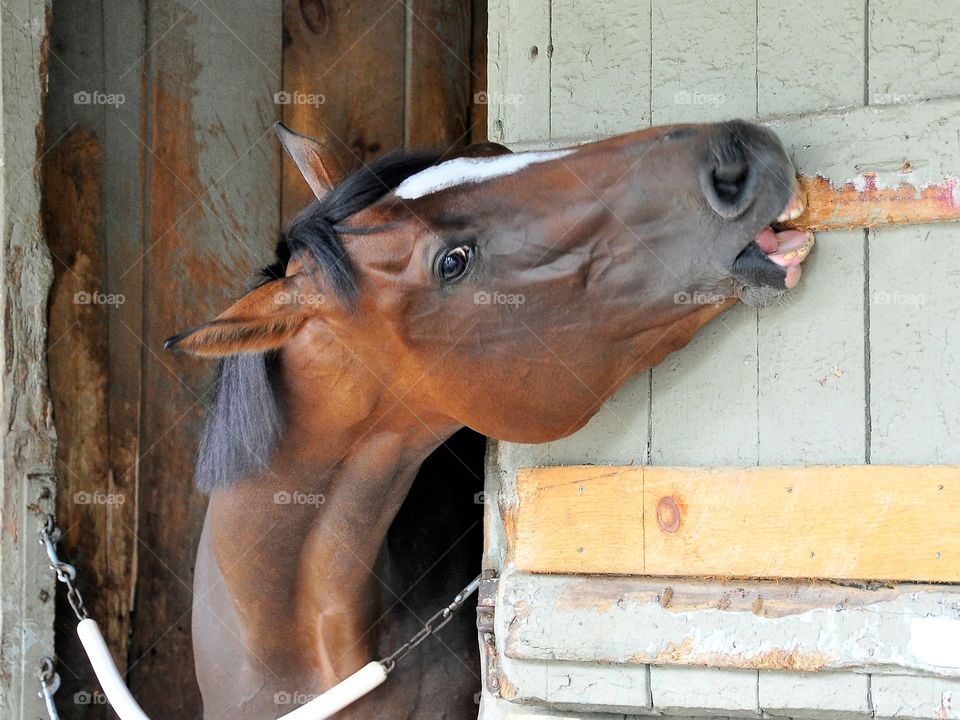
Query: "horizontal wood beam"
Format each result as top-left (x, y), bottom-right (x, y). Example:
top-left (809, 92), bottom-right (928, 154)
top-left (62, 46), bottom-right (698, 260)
top-left (498, 571), bottom-right (960, 677)
top-left (781, 174), bottom-right (960, 232)
top-left (509, 465), bottom-right (960, 581)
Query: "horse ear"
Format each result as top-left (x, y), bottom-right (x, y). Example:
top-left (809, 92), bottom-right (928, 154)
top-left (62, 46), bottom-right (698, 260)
top-left (164, 274), bottom-right (321, 357)
top-left (275, 122), bottom-right (344, 201)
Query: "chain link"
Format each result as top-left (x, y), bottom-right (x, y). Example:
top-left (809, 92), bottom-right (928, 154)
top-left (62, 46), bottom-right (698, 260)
top-left (379, 575), bottom-right (481, 674)
top-left (40, 514), bottom-right (88, 620)
top-left (38, 657), bottom-right (62, 720)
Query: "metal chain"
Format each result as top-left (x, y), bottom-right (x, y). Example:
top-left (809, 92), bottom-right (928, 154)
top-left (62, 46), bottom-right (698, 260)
top-left (40, 514), bottom-right (88, 620)
top-left (379, 574), bottom-right (481, 674)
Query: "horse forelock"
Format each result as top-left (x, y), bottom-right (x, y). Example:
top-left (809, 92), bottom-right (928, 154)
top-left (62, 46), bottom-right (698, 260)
top-left (195, 149), bottom-right (442, 492)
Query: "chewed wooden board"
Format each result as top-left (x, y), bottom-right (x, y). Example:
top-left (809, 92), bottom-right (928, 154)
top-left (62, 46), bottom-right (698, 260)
top-left (509, 465), bottom-right (960, 581)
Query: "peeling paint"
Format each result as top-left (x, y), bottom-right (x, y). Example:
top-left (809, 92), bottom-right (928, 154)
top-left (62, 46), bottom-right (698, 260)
top-left (911, 617), bottom-right (960, 670)
top-left (779, 174), bottom-right (960, 233)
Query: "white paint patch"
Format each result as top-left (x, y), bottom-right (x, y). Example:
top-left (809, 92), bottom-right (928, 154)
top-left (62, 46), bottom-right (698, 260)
top-left (394, 149), bottom-right (576, 200)
top-left (910, 617), bottom-right (960, 669)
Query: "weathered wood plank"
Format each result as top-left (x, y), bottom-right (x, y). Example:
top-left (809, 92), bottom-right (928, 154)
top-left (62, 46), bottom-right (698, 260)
top-left (487, 0), bottom-right (550, 145)
top-left (0, 1), bottom-right (58, 718)
top-left (511, 465), bottom-right (960, 581)
top-left (869, 0), bottom-right (960, 105)
top-left (550, 0), bottom-right (651, 139)
top-left (501, 571), bottom-right (960, 677)
top-left (754, 0), bottom-right (867, 523)
top-left (405, 0), bottom-right (473, 150)
top-left (650, 0), bottom-right (755, 124)
top-left (872, 675), bottom-right (960, 720)
top-left (758, 0), bottom-right (864, 116)
top-left (101, 0), bottom-right (146, 694)
top-left (281, 0), bottom-right (405, 218)
top-left (869, 224), bottom-right (960, 464)
top-left (469, 0), bottom-right (488, 143)
top-left (129, 1), bottom-right (281, 716)
top-left (43, 1), bottom-right (144, 713)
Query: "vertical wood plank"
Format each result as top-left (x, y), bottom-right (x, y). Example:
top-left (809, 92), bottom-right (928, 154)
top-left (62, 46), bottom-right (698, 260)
top-left (43, 1), bottom-right (147, 714)
top-left (487, 0), bottom-right (551, 145)
top-left (867, 0), bottom-right (960, 507)
top-left (281, 0), bottom-right (405, 219)
top-left (757, 231), bottom-right (866, 465)
top-left (755, 4), bottom-right (867, 468)
top-left (870, 0), bottom-right (960, 105)
top-left (405, 0), bottom-right (473, 150)
top-left (869, 224), bottom-right (960, 464)
top-left (647, 1), bottom-right (759, 711)
top-left (470, 0), bottom-right (489, 143)
top-left (42, 3), bottom-right (112, 717)
top-left (758, 0), bottom-right (864, 115)
top-left (0, 1), bottom-right (58, 717)
top-left (755, 9), bottom-right (867, 704)
top-left (129, 1), bottom-right (281, 716)
top-left (101, 0), bottom-right (146, 695)
top-left (650, 0), bottom-right (755, 124)
top-left (550, 0), bottom-right (651, 142)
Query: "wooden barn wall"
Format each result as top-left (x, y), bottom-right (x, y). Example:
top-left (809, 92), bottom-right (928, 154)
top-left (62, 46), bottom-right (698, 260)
top-left (43, 1), bottom-right (486, 718)
top-left (485, 1), bottom-right (960, 719)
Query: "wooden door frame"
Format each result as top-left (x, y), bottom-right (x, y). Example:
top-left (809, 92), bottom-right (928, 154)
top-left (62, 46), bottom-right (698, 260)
top-left (0, 0), bottom-right (58, 718)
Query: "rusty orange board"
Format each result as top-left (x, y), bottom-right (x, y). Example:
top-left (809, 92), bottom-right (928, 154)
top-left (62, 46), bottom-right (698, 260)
top-left (510, 465), bottom-right (960, 582)
top-left (780, 174), bottom-right (960, 232)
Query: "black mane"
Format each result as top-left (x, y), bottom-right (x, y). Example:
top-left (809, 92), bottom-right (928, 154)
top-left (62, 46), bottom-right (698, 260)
top-left (195, 150), bottom-right (441, 493)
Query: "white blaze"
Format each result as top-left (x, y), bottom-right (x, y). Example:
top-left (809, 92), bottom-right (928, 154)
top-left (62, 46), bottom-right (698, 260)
top-left (394, 149), bottom-right (576, 200)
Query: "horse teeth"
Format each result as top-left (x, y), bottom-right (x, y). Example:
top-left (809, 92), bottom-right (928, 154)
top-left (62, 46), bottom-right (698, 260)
top-left (776, 193), bottom-right (806, 223)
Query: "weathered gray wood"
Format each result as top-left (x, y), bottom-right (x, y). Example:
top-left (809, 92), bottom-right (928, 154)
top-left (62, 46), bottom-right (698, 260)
top-left (500, 571), bottom-right (960, 678)
top-left (759, 672), bottom-right (871, 720)
top-left (0, 1), bottom-right (58, 719)
top-left (650, 666), bottom-right (758, 717)
top-left (650, 0), bottom-right (755, 124)
top-left (872, 674), bottom-right (960, 720)
top-left (755, 3), bottom-right (867, 466)
top-left (492, 658), bottom-right (652, 714)
top-left (869, 224), bottom-right (960, 463)
top-left (758, 0), bottom-right (864, 115)
top-left (869, 0), bottom-right (960, 105)
top-left (758, 99), bottom-right (960, 467)
top-left (487, 0), bottom-right (550, 145)
top-left (551, 0), bottom-right (651, 140)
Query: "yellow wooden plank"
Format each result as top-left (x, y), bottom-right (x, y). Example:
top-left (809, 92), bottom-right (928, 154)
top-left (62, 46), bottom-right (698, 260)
top-left (513, 466), bottom-right (645, 576)
top-left (511, 465), bottom-right (960, 581)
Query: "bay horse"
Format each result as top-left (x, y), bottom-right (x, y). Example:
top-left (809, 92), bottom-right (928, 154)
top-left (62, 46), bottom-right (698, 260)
top-left (166, 120), bottom-right (812, 719)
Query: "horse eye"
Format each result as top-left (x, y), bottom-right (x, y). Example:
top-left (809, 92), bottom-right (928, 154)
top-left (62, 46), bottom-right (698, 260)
top-left (436, 244), bottom-right (474, 283)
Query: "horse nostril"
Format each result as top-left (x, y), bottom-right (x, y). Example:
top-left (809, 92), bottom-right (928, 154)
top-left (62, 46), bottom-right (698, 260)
top-left (711, 159), bottom-right (750, 205)
top-left (702, 134), bottom-right (759, 219)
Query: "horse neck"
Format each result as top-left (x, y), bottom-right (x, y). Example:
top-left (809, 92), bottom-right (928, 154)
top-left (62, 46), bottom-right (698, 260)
top-left (203, 339), bottom-right (460, 685)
